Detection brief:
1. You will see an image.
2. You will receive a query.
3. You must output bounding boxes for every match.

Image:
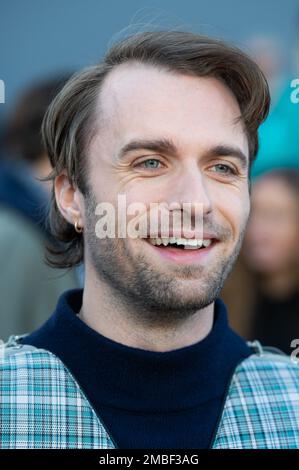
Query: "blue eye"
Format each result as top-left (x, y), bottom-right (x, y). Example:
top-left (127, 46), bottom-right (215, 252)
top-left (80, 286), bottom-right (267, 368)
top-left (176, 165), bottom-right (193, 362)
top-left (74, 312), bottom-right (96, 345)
top-left (212, 163), bottom-right (235, 175)
top-left (139, 159), bottom-right (162, 169)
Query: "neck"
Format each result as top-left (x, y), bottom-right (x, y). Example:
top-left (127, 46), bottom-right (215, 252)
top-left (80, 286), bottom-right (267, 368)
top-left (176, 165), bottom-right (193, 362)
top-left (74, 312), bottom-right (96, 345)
top-left (80, 267), bottom-right (214, 353)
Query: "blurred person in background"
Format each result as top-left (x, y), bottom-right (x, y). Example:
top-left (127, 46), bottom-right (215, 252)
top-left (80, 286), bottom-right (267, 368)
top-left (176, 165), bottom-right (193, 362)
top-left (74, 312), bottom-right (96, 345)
top-left (222, 169), bottom-right (299, 354)
top-left (0, 76), bottom-right (80, 341)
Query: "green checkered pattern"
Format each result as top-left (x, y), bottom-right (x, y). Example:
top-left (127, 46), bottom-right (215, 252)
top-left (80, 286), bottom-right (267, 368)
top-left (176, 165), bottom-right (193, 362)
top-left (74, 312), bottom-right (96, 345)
top-left (212, 351), bottom-right (299, 448)
top-left (0, 339), bottom-right (115, 449)
top-left (1, 337), bottom-right (299, 448)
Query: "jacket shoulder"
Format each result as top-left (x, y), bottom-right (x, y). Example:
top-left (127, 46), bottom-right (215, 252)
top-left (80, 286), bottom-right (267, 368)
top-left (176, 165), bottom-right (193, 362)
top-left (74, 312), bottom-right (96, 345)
top-left (240, 342), bottom-right (299, 374)
top-left (213, 342), bottom-right (299, 449)
top-left (0, 335), bottom-right (71, 371)
top-left (0, 336), bottom-right (115, 449)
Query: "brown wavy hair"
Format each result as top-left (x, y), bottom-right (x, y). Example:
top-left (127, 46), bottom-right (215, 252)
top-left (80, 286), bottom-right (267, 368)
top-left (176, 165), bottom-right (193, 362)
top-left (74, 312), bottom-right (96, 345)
top-left (42, 30), bottom-right (270, 268)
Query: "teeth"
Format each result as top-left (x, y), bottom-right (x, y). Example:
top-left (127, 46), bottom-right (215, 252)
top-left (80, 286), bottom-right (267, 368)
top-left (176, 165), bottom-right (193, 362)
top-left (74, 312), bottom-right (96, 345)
top-left (148, 237), bottom-right (212, 248)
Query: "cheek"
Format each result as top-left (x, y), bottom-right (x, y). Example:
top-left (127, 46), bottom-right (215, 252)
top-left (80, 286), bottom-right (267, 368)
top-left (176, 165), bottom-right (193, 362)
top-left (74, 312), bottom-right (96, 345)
top-left (89, 169), bottom-right (116, 203)
top-left (211, 186), bottom-right (250, 238)
top-left (122, 176), bottom-right (171, 207)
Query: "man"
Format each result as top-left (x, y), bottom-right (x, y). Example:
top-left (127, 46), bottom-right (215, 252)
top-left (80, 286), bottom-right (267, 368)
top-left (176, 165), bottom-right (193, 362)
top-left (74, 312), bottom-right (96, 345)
top-left (1, 31), bottom-right (299, 449)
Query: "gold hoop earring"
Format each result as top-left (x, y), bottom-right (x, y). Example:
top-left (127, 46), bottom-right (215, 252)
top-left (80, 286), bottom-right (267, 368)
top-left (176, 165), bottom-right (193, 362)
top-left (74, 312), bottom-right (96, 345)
top-left (74, 220), bottom-right (83, 233)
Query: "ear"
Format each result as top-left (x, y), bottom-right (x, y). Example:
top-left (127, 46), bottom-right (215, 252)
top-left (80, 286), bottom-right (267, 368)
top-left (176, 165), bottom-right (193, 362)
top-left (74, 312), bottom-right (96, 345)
top-left (54, 172), bottom-right (84, 229)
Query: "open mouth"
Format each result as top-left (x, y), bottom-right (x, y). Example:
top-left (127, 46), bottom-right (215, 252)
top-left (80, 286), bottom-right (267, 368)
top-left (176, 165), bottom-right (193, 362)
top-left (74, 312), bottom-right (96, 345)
top-left (147, 236), bottom-right (213, 250)
top-left (144, 236), bottom-right (217, 264)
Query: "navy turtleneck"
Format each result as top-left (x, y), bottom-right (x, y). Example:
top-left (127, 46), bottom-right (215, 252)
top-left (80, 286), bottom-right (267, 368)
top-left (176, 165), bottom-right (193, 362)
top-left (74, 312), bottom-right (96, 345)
top-left (22, 289), bottom-right (251, 449)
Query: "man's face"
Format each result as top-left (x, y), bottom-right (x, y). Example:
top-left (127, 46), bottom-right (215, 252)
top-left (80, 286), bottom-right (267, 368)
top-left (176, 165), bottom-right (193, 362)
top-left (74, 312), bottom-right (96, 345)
top-left (83, 63), bottom-right (250, 324)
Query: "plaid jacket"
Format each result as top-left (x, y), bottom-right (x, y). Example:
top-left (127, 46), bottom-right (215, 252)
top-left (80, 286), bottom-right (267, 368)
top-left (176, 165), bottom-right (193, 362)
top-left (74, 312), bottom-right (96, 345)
top-left (1, 336), bottom-right (299, 448)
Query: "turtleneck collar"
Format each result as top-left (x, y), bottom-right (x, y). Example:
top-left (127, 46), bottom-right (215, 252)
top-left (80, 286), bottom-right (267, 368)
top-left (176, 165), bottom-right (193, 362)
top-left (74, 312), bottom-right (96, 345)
top-left (23, 289), bottom-right (251, 414)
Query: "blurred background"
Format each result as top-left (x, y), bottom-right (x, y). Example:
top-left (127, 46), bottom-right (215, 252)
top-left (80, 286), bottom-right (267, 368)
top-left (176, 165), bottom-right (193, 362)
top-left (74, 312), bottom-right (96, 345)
top-left (0, 0), bottom-right (298, 353)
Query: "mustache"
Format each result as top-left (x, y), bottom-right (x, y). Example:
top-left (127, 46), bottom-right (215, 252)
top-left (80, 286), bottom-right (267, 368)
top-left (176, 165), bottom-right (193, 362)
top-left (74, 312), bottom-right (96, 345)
top-left (85, 195), bottom-right (232, 241)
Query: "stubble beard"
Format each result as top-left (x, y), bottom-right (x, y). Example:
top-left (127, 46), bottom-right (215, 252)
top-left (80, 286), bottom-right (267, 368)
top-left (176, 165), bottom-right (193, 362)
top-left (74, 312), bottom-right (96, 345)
top-left (84, 194), bottom-right (247, 327)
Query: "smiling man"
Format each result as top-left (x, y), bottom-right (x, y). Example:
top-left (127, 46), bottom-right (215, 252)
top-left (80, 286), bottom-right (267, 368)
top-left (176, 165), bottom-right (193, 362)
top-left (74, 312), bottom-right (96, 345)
top-left (1, 31), bottom-right (299, 449)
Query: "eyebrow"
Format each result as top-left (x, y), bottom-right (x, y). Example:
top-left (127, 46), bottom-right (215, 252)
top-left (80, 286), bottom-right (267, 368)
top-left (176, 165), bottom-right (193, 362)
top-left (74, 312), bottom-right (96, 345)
top-left (204, 144), bottom-right (249, 170)
top-left (117, 138), bottom-right (248, 170)
top-left (117, 138), bottom-right (178, 161)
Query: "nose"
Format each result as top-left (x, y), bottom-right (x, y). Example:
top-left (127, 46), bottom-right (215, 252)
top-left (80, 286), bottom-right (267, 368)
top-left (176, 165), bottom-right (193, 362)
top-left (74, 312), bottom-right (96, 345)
top-left (169, 163), bottom-right (213, 217)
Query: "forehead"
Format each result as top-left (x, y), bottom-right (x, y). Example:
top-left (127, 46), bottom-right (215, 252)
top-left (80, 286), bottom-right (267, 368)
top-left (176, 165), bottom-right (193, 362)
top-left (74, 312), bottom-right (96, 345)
top-left (96, 62), bottom-right (248, 154)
